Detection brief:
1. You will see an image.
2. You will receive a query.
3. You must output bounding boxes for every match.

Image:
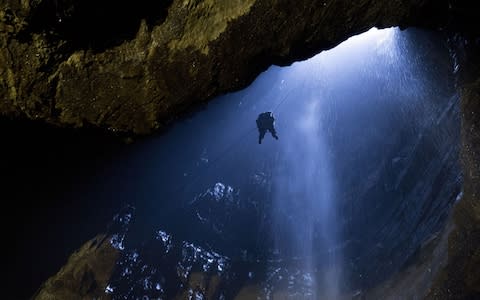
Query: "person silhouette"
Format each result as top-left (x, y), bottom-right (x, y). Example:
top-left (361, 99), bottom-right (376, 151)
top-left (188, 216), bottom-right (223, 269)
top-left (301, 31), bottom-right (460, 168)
top-left (256, 112), bottom-right (278, 144)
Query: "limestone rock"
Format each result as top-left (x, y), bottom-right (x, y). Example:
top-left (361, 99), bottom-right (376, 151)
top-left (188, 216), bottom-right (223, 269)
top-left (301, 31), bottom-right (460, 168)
top-left (0, 0), bottom-right (455, 134)
top-left (33, 235), bottom-right (119, 300)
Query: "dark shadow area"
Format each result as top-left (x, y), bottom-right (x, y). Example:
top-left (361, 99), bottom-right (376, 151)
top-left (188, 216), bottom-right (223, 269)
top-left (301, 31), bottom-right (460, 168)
top-left (22, 0), bottom-right (173, 52)
top-left (0, 118), bottom-right (127, 299)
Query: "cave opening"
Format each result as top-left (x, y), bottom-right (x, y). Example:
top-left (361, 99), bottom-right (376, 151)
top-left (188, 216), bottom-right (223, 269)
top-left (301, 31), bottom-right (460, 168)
top-left (5, 27), bottom-right (462, 299)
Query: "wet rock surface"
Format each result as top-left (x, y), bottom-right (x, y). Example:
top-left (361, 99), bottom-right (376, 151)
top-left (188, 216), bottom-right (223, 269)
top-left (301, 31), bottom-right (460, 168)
top-left (33, 234), bottom-right (119, 300)
top-left (426, 36), bottom-right (480, 300)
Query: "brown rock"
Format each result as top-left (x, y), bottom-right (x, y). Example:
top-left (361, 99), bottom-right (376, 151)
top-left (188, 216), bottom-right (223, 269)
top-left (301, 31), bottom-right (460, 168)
top-left (33, 235), bottom-right (119, 300)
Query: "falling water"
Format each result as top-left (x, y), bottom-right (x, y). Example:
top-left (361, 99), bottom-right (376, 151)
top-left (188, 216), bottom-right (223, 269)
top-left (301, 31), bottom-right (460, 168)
top-left (271, 97), bottom-right (340, 298)
top-left (266, 27), bottom-right (403, 298)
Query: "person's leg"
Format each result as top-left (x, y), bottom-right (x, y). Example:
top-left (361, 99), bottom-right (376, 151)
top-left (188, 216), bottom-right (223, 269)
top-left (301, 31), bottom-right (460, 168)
top-left (259, 129), bottom-right (266, 144)
top-left (269, 127), bottom-right (279, 140)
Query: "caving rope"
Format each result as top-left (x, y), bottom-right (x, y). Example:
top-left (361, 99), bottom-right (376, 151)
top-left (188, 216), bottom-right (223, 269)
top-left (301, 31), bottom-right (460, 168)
top-left (166, 85), bottom-right (297, 201)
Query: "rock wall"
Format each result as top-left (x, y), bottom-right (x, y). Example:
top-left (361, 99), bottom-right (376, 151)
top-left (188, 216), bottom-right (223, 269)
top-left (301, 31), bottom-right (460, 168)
top-left (426, 35), bottom-right (480, 299)
top-left (33, 235), bottom-right (119, 300)
top-left (1, 0), bottom-right (449, 134)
